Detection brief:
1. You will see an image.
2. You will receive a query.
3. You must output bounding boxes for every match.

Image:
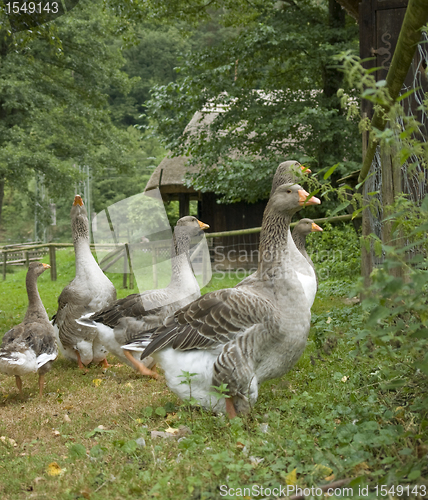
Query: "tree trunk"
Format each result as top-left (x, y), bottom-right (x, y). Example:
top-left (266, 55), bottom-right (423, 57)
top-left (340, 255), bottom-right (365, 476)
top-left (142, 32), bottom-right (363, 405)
top-left (324, 0), bottom-right (346, 100)
top-left (0, 179), bottom-right (4, 228)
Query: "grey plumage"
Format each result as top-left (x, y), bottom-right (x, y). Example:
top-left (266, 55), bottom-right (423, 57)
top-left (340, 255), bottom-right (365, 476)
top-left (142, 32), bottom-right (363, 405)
top-left (291, 218), bottom-right (323, 286)
top-left (124, 183), bottom-right (321, 416)
top-left (0, 262), bottom-right (57, 396)
top-left (79, 216), bottom-right (209, 376)
top-left (53, 195), bottom-right (116, 367)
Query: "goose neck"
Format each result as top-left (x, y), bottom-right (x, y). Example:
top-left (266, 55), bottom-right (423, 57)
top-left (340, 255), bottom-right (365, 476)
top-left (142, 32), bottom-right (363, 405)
top-left (171, 234), bottom-right (193, 281)
top-left (74, 236), bottom-right (97, 277)
top-left (258, 211), bottom-right (292, 275)
top-left (24, 271), bottom-right (48, 322)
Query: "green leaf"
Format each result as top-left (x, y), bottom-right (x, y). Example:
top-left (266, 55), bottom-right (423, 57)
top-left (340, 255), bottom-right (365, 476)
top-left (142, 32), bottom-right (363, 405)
top-left (155, 406), bottom-right (167, 417)
top-left (143, 406), bottom-right (153, 417)
top-left (68, 443), bottom-right (87, 460)
top-left (367, 305), bottom-right (391, 326)
top-left (407, 469), bottom-right (421, 481)
top-left (323, 163), bottom-right (340, 180)
top-left (328, 201), bottom-right (350, 218)
top-left (122, 440), bottom-right (138, 454)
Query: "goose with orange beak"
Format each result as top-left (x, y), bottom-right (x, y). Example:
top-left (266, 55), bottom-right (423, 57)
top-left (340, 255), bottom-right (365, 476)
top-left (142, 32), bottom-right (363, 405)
top-left (0, 262), bottom-right (57, 397)
top-left (292, 218), bottom-right (323, 287)
top-left (77, 216), bottom-right (210, 378)
top-left (52, 195), bottom-right (117, 369)
top-left (123, 183), bottom-right (321, 417)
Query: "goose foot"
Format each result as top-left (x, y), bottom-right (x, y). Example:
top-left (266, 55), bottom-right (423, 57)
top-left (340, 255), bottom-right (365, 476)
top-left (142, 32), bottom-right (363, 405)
top-left (76, 351), bottom-right (88, 371)
top-left (123, 350), bottom-right (158, 379)
top-left (38, 374), bottom-right (45, 397)
top-left (99, 358), bottom-right (111, 369)
top-left (15, 375), bottom-right (23, 397)
top-left (225, 397), bottom-right (237, 419)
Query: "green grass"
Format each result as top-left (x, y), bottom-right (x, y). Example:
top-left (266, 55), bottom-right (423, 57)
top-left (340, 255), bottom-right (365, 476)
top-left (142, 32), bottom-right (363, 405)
top-left (0, 250), bottom-right (426, 499)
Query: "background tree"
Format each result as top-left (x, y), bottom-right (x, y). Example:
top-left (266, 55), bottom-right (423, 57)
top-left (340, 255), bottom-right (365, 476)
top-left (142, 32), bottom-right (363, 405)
top-left (0, 0), bottom-right (142, 240)
top-left (146, 0), bottom-right (360, 205)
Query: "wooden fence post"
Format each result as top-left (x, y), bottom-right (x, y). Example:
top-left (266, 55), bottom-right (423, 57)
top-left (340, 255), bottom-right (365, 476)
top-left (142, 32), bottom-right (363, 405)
top-left (2, 252), bottom-right (6, 280)
top-left (25, 251), bottom-right (30, 268)
top-left (122, 245), bottom-right (128, 289)
top-left (125, 243), bottom-right (134, 289)
top-left (49, 245), bottom-right (57, 281)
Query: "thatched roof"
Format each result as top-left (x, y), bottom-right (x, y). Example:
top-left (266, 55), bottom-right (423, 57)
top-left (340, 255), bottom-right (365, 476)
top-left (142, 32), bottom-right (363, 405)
top-left (144, 155), bottom-right (200, 198)
top-left (335, 0), bottom-right (359, 20)
top-left (145, 110), bottom-right (220, 198)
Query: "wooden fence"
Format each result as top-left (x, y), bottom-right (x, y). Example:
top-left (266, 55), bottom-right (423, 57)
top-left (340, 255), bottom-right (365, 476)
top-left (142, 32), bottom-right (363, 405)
top-left (0, 213), bottom-right (360, 282)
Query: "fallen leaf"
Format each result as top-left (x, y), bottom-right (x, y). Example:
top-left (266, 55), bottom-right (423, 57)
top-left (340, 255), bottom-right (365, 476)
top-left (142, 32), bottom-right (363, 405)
top-left (325, 474), bottom-right (335, 481)
top-left (285, 468), bottom-right (297, 485)
top-left (165, 427), bottom-right (179, 435)
top-left (341, 376), bottom-right (348, 382)
top-left (46, 462), bottom-right (64, 476)
top-left (354, 462), bottom-right (370, 474)
top-left (97, 425), bottom-right (107, 430)
top-left (313, 463), bottom-right (333, 479)
top-left (92, 379), bottom-right (102, 387)
top-left (63, 415), bottom-right (71, 423)
top-left (52, 430), bottom-right (60, 437)
top-left (80, 487), bottom-right (91, 499)
top-left (249, 456), bottom-right (264, 467)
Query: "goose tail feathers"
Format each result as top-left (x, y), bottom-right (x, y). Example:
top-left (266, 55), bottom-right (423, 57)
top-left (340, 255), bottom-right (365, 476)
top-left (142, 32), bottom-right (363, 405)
top-left (76, 313), bottom-right (97, 328)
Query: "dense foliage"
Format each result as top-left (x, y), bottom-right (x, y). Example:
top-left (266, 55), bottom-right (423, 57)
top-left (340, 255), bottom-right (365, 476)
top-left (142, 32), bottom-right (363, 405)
top-left (0, 0), bottom-right (147, 237)
top-left (147, 0), bottom-right (361, 203)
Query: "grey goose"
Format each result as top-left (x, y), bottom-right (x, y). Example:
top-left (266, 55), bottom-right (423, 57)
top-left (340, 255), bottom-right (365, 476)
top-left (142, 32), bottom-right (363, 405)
top-left (123, 183), bottom-right (320, 417)
top-left (0, 262), bottom-right (57, 397)
top-left (52, 195), bottom-right (117, 368)
top-left (78, 216), bottom-right (209, 377)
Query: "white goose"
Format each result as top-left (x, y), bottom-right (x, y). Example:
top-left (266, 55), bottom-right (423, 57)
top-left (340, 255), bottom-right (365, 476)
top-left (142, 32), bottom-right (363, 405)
top-left (53, 195), bottom-right (117, 368)
top-left (0, 262), bottom-right (57, 397)
top-left (124, 184), bottom-right (320, 417)
top-left (78, 216), bottom-right (209, 377)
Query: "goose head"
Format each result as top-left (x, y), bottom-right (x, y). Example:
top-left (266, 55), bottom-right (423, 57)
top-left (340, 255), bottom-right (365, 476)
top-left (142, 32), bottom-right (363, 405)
top-left (174, 216), bottom-right (209, 238)
top-left (269, 183), bottom-right (320, 218)
top-left (173, 216), bottom-right (209, 254)
top-left (270, 161), bottom-right (312, 197)
top-left (70, 195), bottom-right (90, 243)
top-left (28, 261), bottom-right (51, 278)
top-left (294, 218), bottom-right (323, 236)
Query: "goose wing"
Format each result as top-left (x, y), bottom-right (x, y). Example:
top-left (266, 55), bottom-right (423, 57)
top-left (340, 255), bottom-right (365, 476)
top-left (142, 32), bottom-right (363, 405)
top-left (53, 284), bottom-right (96, 347)
top-left (131, 287), bottom-right (274, 358)
top-left (89, 291), bottom-right (165, 328)
top-left (0, 324), bottom-right (24, 348)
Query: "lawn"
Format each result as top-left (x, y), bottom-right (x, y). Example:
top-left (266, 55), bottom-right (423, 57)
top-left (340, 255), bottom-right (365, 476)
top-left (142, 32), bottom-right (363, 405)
top-left (0, 229), bottom-right (426, 500)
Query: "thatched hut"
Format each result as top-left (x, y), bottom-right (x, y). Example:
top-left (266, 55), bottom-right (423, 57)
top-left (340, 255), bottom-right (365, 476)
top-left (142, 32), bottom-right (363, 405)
top-left (145, 111), bottom-right (266, 270)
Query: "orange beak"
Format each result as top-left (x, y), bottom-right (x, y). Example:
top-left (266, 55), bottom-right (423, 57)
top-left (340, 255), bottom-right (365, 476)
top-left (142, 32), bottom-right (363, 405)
top-left (311, 222), bottom-right (323, 232)
top-left (73, 195), bottom-right (84, 206)
top-left (300, 165), bottom-right (312, 174)
top-left (42, 263), bottom-right (51, 269)
top-left (197, 220), bottom-right (210, 230)
top-left (298, 189), bottom-right (321, 206)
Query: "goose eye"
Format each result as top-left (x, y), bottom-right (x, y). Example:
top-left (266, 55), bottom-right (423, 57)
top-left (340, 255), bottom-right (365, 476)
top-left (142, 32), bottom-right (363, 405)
top-left (287, 189), bottom-right (292, 194)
